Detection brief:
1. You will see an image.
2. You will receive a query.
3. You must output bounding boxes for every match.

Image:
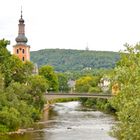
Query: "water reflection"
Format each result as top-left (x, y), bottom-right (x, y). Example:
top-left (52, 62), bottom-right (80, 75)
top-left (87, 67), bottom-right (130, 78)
top-left (1, 101), bottom-right (116, 140)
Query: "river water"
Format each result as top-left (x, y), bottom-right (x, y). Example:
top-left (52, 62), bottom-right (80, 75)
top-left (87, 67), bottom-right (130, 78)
top-left (2, 101), bottom-right (116, 140)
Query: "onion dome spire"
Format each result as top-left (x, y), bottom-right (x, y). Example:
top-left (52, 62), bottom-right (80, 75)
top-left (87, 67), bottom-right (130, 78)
top-left (15, 8), bottom-right (28, 43)
top-left (19, 7), bottom-right (24, 23)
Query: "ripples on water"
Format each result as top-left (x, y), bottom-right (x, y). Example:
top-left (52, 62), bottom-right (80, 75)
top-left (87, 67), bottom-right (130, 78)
top-left (2, 101), bottom-right (116, 140)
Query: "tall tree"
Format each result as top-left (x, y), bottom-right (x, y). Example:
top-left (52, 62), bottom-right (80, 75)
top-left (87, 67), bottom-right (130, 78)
top-left (0, 39), bottom-right (10, 64)
top-left (110, 44), bottom-right (140, 139)
top-left (57, 73), bottom-right (69, 92)
top-left (0, 39), bottom-right (48, 132)
top-left (27, 75), bottom-right (48, 110)
top-left (75, 76), bottom-right (100, 93)
top-left (39, 65), bottom-right (59, 92)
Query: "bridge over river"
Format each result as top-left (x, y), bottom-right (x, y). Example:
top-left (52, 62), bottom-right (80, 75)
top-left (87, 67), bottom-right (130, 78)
top-left (45, 93), bottom-right (113, 100)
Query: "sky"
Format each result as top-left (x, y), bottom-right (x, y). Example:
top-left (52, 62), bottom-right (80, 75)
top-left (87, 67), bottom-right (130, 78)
top-left (1, 0), bottom-right (140, 52)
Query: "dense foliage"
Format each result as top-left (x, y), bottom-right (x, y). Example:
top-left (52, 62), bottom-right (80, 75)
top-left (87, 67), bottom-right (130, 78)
top-left (39, 65), bottom-right (59, 92)
top-left (31, 49), bottom-right (120, 72)
top-left (57, 73), bottom-right (69, 92)
top-left (75, 76), bottom-right (101, 93)
top-left (110, 44), bottom-right (140, 139)
top-left (0, 39), bottom-right (48, 133)
top-left (80, 98), bottom-right (115, 113)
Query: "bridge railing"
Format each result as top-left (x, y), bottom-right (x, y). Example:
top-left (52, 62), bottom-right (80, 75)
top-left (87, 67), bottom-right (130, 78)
top-left (45, 92), bottom-right (113, 98)
top-left (45, 92), bottom-right (112, 95)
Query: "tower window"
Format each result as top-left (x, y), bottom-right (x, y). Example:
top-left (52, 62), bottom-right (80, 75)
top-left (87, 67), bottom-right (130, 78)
top-left (22, 57), bottom-right (25, 61)
top-left (22, 49), bottom-right (25, 54)
top-left (17, 49), bottom-right (19, 54)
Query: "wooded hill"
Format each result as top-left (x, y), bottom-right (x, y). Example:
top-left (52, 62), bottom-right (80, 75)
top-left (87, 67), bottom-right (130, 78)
top-left (31, 49), bottom-right (120, 72)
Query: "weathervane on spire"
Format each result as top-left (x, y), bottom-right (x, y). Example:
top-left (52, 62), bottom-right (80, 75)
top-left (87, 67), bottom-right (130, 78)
top-left (21, 6), bottom-right (23, 19)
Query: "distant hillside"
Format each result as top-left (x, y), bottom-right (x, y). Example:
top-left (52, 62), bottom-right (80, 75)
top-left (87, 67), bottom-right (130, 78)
top-left (30, 49), bottom-right (120, 72)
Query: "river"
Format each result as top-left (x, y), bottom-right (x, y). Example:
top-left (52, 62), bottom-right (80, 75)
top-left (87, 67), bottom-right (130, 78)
top-left (2, 101), bottom-right (116, 140)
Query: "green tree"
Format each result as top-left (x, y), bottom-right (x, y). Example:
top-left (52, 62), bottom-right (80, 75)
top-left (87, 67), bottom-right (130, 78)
top-left (39, 65), bottom-right (59, 92)
top-left (5, 82), bottom-right (31, 102)
top-left (27, 75), bottom-right (48, 110)
top-left (1, 55), bottom-right (25, 86)
top-left (75, 76), bottom-right (100, 93)
top-left (57, 73), bottom-right (69, 92)
top-left (23, 61), bottom-right (34, 78)
top-left (0, 39), bottom-right (49, 132)
top-left (0, 107), bottom-right (20, 131)
top-left (1, 55), bottom-right (34, 86)
top-left (0, 73), bottom-right (4, 91)
top-left (110, 44), bottom-right (140, 140)
top-left (0, 39), bottom-right (10, 64)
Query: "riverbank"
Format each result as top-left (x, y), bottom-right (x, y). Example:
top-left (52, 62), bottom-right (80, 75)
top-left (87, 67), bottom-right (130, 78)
top-left (1, 97), bottom-right (115, 136)
top-left (0, 101), bottom-right (116, 140)
top-left (44, 97), bottom-right (116, 115)
top-left (79, 97), bottom-right (116, 114)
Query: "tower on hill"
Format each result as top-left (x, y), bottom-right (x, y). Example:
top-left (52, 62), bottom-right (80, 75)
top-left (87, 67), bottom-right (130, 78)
top-left (13, 9), bottom-right (30, 62)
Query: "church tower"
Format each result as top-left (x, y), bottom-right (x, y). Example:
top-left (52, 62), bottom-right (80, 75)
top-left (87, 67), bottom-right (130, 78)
top-left (13, 9), bottom-right (30, 62)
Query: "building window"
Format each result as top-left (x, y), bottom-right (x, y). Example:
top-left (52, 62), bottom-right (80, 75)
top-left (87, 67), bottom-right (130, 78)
top-left (22, 57), bottom-right (25, 61)
top-left (22, 49), bottom-right (25, 54)
top-left (17, 49), bottom-right (19, 54)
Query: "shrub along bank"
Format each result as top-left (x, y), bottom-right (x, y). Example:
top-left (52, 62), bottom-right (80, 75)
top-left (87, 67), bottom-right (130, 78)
top-left (79, 98), bottom-right (116, 114)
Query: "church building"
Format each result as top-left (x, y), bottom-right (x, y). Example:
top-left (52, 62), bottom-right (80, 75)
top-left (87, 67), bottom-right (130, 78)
top-left (13, 10), bottom-right (30, 62)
